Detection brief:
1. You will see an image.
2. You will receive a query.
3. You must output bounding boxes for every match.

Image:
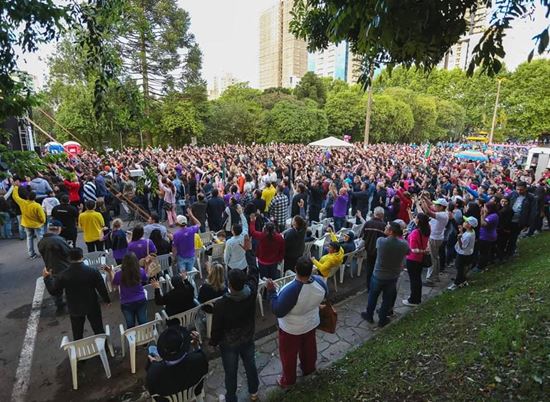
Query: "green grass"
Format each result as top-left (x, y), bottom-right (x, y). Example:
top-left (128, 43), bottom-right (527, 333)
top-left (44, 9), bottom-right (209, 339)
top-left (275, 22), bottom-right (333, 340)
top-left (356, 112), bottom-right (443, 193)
top-left (269, 233), bottom-right (550, 402)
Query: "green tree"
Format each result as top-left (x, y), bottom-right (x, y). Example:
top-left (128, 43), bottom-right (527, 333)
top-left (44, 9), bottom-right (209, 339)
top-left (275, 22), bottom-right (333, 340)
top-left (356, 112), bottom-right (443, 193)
top-left (290, 0), bottom-right (550, 85)
top-left (370, 95), bottom-right (414, 143)
top-left (325, 87), bottom-right (366, 139)
top-left (503, 59), bottom-right (550, 139)
top-left (263, 100), bottom-right (328, 143)
top-left (159, 94), bottom-right (204, 145)
top-left (294, 72), bottom-right (327, 106)
top-left (435, 99), bottom-right (466, 140)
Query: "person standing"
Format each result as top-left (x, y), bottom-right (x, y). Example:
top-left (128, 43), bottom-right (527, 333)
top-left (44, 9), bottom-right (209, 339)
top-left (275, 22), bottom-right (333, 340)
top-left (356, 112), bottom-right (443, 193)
top-left (78, 200), bottom-right (105, 252)
top-left (267, 256), bottom-right (327, 388)
top-left (63, 175), bottom-right (81, 208)
top-left (478, 201), bottom-right (499, 270)
top-left (12, 183), bottom-right (46, 258)
top-left (51, 194), bottom-right (79, 247)
top-left (206, 189), bottom-right (225, 232)
top-left (361, 221), bottom-right (409, 327)
top-left (249, 219), bottom-right (285, 279)
top-left (507, 181), bottom-right (535, 257)
top-left (41, 190), bottom-right (60, 234)
top-left (223, 206), bottom-right (250, 271)
top-left (143, 212), bottom-right (168, 240)
top-left (402, 213), bottom-right (430, 306)
top-left (332, 187), bottom-right (349, 232)
top-left (420, 196), bottom-right (449, 286)
top-left (191, 193), bottom-right (208, 232)
top-left (283, 215), bottom-right (307, 272)
top-left (261, 182), bottom-right (276, 213)
top-left (172, 211), bottom-right (201, 272)
top-left (448, 216), bottom-right (477, 290)
top-left (38, 219), bottom-right (71, 312)
top-left (43, 247), bottom-right (110, 340)
top-left (269, 185), bottom-right (289, 232)
top-left (362, 207), bottom-right (387, 291)
top-left (127, 225), bottom-right (157, 260)
top-left (210, 249), bottom-right (260, 402)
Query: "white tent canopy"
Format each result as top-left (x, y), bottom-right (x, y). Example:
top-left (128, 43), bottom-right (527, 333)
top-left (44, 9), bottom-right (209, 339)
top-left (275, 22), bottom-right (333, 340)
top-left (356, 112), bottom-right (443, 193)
top-left (308, 136), bottom-right (353, 147)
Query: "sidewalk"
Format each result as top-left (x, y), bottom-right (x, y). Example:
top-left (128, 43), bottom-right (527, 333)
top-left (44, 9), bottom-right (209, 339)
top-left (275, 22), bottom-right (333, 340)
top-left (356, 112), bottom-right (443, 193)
top-left (202, 268), bottom-right (454, 402)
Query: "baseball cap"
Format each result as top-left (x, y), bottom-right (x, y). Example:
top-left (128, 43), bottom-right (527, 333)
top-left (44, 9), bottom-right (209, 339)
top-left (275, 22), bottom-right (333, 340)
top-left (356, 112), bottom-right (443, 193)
top-left (176, 215), bottom-right (187, 225)
top-left (463, 216), bottom-right (478, 228)
top-left (48, 219), bottom-right (64, 229)
top-left (433, 198), bottom-right (449, 207)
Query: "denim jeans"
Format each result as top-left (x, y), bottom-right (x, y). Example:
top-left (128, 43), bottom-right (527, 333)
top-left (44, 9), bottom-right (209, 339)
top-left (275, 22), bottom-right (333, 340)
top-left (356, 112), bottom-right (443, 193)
top-left (333, 216), bottom-right (345, 232)
top-left (25, 227), bottom-right (42, 257)
top-left (259, 262), bottom-right (280, 279)
top-left (0, 212), bottom-right (11, 238)
top-left (220, 341), bottom-right (259, 402)
top-left (366, 276), bottom-right (398, 325)
top-left (176, 256), bottom-right (195, 273)
top-left (121, 299), bottom-right (147, 328)
top-left (17, 215), bottom-right (26, 240)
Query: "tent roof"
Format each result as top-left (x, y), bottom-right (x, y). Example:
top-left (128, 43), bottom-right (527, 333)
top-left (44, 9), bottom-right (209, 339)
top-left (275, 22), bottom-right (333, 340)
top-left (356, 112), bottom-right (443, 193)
top-left (308, 136), bottom-right (353, 147)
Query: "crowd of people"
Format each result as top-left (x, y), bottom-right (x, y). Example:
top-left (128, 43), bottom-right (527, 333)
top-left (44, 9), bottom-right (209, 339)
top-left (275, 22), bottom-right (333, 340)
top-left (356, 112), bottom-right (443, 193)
top-left (1, 141), bottom-right (549, 401)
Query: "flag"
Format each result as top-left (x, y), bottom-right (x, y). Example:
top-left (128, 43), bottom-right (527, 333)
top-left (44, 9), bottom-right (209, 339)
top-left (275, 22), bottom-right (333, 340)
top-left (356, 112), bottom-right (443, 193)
top-left (424, 143), bottom-right (432, 159)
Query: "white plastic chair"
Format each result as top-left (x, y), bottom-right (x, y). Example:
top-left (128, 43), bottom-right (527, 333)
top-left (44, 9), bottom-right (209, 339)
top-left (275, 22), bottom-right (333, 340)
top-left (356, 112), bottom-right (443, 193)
top-left (156, 305), bottom-right (201, 329)
top-left (339, 251), bottom-right (355, 284)
top-left (208, 243), bottom-right (225, 263)
top-left (354, 247), bottom-right (366, 277)
top-left (120, 319), bottom-right (161, 373)
top-left (256, 279), bottom-right (267, 317)
top-left (194, 248), bottom-right (205, 278)
top-left (351, 223), bottom-right (365, 238)
top-left (201, 296), bottom-right (223, 339)
top-left (83, 251), bottom-right (108, 269)
top-left (310, 222), bottom-right (323, 239)
top-left (150, 373), bottom-right (209, 402)
top-left (323, 263), bottom-right (341, 292)
top-left (60, 326), bottom-right (114, 390)
top-left (157, 253), bottom-right (172, 274)
top-left (304, 241), bottom-right (315, 258)
top-left (198, 231), bottom-right (213, 246)
top-left (257, 272), bottom-right (296, 317)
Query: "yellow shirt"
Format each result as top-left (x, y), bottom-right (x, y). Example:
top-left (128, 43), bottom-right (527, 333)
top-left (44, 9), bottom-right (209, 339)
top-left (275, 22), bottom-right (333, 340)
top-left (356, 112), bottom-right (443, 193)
top-left (194, 233), bottom-right (204, 250)
top-left (312, 232), bottom-right (344, 277)
top-left (12, 186), bottom-right (46, 229)
top-left (78, 210), bottom-right (105, 242)
top-left (261, 185), bottom-right (276, 211)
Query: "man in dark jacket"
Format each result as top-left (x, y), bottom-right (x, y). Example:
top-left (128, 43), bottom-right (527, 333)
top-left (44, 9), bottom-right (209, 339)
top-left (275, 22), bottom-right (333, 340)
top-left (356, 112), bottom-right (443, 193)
top-left (51, 195), bottom-right (79, 246)
top-left (210, 242), bottom-right (259, 402)
top-left (351, 182), bottom-right (371, 218)
top-left (291, 183), bottom-right (307, 218)
top-left (308, 180), bottom-right (323, 223)
top-left (507, 181), bottom-right (536, 256)
top-left (191, 193), bottom-right (208, 232)
top-left (206, 189), bottom-right (225, 232)
top-left (146, 326), bottom-right (208, 400)
top-left (43, 247), bottom-right (110, 340)
top-left (362, 207), bottom-right (387, 291)
top-left (38, 219), bottom-right (71, 312)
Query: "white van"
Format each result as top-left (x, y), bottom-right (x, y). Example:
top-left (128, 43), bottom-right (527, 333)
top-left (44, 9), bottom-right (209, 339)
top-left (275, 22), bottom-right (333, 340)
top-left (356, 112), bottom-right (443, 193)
top-left (525, 147), bottom-right (550, 180)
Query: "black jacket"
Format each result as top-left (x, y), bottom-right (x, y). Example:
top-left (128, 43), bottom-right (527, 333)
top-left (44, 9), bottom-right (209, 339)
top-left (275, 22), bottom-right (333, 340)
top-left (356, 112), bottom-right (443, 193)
top-left (509, 192), bottom-right (536, 228)
top-left (210, 255), bottom-right (259, 348)
top-left (206, 196), bottom-right (225, 232)
top-left (284, 227), bottom-right (306, 259)
top-left (362, 218), bottom-right (386, 255)
top-left (44, 262), bottom-right (110, 316)
top-left (191, 201), bottom-right (207, 227)
top-left (291, 193), bottom-right (307, 218)
top-left (38, 233), bottom-right (71, 275)
top-left (146, 348), bottom-right (208, 401)
top-left (352, 190), bottom-right (370, 213)
top-left (51, 203), bottom-right (79, 239)
top-left (154, 279), bottom-right (196, 317)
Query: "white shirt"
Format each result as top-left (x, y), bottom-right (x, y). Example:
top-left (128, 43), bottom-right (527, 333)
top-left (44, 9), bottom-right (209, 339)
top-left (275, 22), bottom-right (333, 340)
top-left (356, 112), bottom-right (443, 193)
top-left (429, 211), bottom-right (449, 241)
top-left (42, 197), bottom-right (60, 216)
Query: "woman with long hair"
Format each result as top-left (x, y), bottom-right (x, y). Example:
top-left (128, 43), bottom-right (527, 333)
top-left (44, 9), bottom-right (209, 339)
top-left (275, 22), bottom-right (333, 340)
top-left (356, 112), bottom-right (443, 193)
top-left (149, 228), bottom-right (171, 256)
top-left (249, 216), bottom-right (285, 279)
top-left (403, 213), bottom-right (431, 306)
top-left (109, 218), bottom-right (128, 264)
top-left (159, 177), bottom-right (177, 227)
top-left (106, 252), bottom-right (148, 328)
top-left (198, 263), bottom-right (226, 313)
top-left (127, 224), bottom-right (156, 260)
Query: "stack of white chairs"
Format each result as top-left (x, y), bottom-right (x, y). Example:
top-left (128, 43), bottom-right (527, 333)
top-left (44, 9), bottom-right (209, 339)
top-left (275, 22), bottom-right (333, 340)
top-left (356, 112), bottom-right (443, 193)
top-left (257, 272), bottom-right (296, 317)
top-left (120, 319), bottom-right (161, 373)
top-left (60, 326), bottom-right (115, 390)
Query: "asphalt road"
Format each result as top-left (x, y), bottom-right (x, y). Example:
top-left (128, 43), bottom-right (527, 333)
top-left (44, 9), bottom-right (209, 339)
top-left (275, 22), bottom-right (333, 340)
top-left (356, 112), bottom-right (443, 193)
top-left (0, 234), bottom-right (365, 402)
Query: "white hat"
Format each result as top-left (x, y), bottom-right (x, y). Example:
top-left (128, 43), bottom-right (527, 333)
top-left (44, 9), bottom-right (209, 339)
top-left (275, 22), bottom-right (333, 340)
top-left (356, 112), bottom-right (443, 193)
top-left (433, 198), bottom-right (449, 207)
top-left (463, 216), bottom-right (478, 228)
top-left (176, 215), bottom-right (187, 225)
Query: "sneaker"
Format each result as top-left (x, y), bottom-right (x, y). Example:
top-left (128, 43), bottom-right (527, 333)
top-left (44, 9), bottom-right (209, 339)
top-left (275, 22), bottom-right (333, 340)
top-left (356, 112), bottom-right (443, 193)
top-left (402, 299), bottom-right (419, 307)
top-left (447, 283), bottom-right (458, 291)
top-left (458, 281), bottom-right (469, 288)
top-left (250, 393), bottom-right (259, 401)
top-left (361, 312), bottom-right (374, 323)
top-left (29, 254), bottom-right (39, 260)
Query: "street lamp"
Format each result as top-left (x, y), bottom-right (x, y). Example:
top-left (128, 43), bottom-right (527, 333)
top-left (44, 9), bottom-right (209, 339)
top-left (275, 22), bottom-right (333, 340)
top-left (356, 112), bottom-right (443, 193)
top-left (489, 78), bottom-right (504, 145)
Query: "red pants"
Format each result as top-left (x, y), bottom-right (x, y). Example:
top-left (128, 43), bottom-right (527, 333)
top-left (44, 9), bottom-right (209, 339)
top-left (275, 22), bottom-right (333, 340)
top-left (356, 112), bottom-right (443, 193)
top-left (278, 328), bottom-right (317, 386)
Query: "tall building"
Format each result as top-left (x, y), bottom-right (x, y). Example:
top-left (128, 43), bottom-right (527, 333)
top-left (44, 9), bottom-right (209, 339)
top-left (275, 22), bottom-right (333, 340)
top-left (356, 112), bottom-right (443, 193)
top-left (439, 4), bottom-right (489, 70)
top-left (308, 42), bottom-right (363, 84)
top-left (207, 73), bottom-right (239, 100)
top-left (259, 0), bottom-right (308, 89)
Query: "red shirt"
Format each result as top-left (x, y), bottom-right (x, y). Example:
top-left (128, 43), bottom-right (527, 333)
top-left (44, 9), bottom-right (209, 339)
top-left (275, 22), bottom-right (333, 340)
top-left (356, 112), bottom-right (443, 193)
top-left (64, 180), bottom-right (81, 203)
top-left (249, 223), bottom-right (285, 265)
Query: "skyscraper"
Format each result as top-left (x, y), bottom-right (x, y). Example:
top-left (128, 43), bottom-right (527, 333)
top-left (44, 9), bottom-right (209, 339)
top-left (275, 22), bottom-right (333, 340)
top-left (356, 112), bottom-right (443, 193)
top-left (308, 42), bottom-right (363, 84)
top-left (438, 4), bottom-right (489, 70)
top-left (259, 0), bottom-right (308, 89)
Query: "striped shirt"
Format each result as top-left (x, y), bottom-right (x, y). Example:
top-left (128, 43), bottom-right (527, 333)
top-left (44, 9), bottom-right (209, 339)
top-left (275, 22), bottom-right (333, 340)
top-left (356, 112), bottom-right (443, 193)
top-left (83, 181), bottom-right (97, 202)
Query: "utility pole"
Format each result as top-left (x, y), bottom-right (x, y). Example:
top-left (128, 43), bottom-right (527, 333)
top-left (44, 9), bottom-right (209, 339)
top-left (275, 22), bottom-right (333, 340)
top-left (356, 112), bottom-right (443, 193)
top-left (489, 78), bottom-right (502, 145)
top-left (363, 65), bottom-right (375, 147)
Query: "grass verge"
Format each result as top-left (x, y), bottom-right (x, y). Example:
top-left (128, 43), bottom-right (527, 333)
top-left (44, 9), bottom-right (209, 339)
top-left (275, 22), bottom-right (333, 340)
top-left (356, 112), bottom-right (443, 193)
top-left (269, 233), bottom-right (550, 402)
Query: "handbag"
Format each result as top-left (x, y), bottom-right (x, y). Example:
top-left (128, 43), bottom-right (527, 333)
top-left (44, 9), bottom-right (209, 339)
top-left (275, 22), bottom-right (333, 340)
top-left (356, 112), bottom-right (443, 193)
top-left (140, 240), bottom-right (162, 277)
top-left (318, 300), bottom-right (337, 334)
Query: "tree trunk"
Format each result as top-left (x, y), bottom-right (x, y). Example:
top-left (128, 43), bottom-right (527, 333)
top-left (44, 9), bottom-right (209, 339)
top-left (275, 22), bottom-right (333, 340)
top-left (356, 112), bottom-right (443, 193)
top-left (139, 2), bottom-right (152, 146)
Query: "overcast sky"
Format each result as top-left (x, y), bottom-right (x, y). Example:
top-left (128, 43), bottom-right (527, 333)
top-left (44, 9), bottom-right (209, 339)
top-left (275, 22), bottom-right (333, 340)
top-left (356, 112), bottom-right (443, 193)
top-left (18, 0), bottom-right (549, 89)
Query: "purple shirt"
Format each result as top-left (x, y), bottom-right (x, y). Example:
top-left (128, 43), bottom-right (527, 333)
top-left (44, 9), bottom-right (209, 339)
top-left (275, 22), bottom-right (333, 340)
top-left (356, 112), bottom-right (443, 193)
top-left (333, 194), bottom-right (349, 218)
top-left (480, 213), bottom-right (499, 242)
top-left (127, 238), bottom-right (157, 260)
top-left (173, 225), bottom-right (199, 258)
top-left (112, 268), bottom-right (147, 304)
